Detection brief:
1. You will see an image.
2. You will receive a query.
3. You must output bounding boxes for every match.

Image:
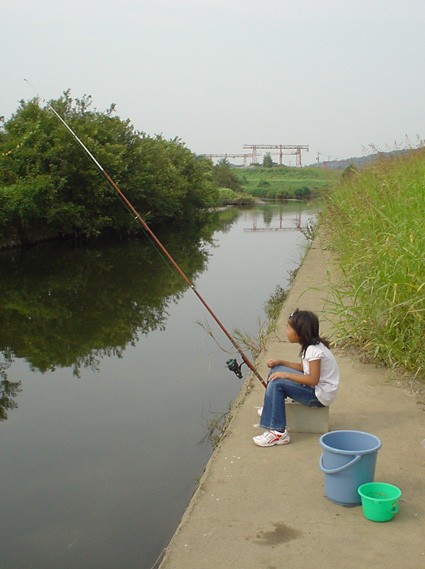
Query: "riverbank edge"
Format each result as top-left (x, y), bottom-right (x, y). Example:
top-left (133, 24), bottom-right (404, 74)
top-left (156, 232), bottom-right (326, 567)
top-left (158, 230), bottom-right (425, 569)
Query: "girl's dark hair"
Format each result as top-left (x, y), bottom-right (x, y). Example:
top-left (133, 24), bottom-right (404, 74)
top-left (288, 308), bottom-right (330, 357)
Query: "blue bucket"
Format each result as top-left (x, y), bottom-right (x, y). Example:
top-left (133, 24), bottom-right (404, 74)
top-left (319, 430), bottom-right (382, 506)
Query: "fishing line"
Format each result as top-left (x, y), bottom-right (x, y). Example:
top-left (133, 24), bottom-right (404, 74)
top-left (24, 80), bottom-right (266, 387)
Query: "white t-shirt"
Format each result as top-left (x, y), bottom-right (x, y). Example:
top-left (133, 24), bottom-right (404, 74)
top-left (302, 342), bottom-right (339, 406)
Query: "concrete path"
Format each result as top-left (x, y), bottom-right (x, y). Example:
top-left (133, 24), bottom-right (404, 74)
top-left (159, 235), bottom-right (425, 569)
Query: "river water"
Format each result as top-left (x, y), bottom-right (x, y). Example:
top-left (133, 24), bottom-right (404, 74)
top-left (0, 201), bottom-right (318, 569)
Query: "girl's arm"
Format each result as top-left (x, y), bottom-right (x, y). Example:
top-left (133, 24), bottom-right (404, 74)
top-left (268, 359), bottom-right (321, 386)
top-left (267, 358), bottom-right (303, 372)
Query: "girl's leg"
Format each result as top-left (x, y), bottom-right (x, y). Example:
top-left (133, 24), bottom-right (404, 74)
top-left (260, 379), bottom-right (287, 431)
top-left (260, 366), bottom-right (323, 431)
top-left (259, 366), bottom-right (301, 431)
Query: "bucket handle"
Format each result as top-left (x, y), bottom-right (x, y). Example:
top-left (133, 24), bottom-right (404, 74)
top-left (319, 453), bottom-right (362, 474)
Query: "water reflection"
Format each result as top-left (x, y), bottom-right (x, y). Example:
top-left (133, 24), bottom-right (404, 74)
top-left (0, 204), bottom-right (303, 376)
top-left (0, 359), bottom-right (21, 421)
top-left (0, 204), bottom-right (311, 422)
top-left (0, 210), bottom-right (244, 422)
top-left (244, 209), bottom-right (302, 231)
top-left (0, 223), bottom-right (223, 375)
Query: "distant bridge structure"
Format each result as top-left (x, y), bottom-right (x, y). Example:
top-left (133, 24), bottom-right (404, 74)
top-left (243, 144), bottom-right (309, 167)
top-left (205, 153), bottom-right (254, 166)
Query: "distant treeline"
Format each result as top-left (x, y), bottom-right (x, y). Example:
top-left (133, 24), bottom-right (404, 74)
top-left (310, 146), bottom-right (423, 170)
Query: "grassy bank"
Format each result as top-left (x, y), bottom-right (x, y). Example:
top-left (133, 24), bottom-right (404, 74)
top-left (234, 166), bottom-right (340, 199)
top-left (321, 149), bottom-right (425, 380)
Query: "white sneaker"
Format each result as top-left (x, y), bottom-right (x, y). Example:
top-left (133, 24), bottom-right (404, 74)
top-left (257, 407), bottom-right (263, 417)
top-left (253, 429), bottom-right (290, 447)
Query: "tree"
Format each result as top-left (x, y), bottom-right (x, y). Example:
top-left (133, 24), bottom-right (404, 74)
top-left (131, 135), bottom-right (217, 222)
top-left (262, 152), bottom-right (274, 168)
top-left (0, 92), bottom-right (217, 244)
top-left (212, 158), bottom-right (242, 192)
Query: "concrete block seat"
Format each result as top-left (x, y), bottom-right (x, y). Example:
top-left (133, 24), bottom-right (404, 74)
top-left (286, 398), bottom-right (329, 434)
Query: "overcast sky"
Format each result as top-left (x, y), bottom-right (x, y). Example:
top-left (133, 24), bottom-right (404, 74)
top-left (2, 0), bottom-right (424, 165)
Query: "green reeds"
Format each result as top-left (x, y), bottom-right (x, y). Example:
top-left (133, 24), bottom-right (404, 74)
top-left (321, 150), bottom-right (425, 380)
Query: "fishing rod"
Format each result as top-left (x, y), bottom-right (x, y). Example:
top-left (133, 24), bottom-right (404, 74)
top-left (27, 83), bottom-right (267, 387)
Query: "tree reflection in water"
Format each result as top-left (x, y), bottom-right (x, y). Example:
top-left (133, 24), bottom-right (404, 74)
top-left (0, 213), bottom-right (234, 415)
top-left (0, 355), bottom-right (22, 421)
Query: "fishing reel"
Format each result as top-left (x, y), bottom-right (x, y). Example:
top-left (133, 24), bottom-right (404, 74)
top-left (226, 358), bottom-right (245, 379)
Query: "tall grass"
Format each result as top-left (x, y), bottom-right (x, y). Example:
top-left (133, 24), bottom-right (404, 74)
top-left (321, 150), bottom-right (425, 380)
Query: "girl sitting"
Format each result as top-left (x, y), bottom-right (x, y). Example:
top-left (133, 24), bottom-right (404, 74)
top-left (254, 309), bottom-right (339, 447)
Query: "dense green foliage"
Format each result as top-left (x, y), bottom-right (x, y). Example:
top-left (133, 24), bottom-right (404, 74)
top-left (233, 166), bottom-right (340, 199)
top-left (206, 158), bottom-right (255, 206)
top-left (321, 150), bottom-right (425, 379)
top-left (212, 158), bottom-right (242, 192)
top-left (216, 187), bottom-right (256, 206)
top-left (0, 92), bottom-right (217, 245)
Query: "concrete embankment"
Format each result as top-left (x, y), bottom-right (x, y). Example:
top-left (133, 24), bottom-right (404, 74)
top-left (159, 234), bottom-right (425, 569)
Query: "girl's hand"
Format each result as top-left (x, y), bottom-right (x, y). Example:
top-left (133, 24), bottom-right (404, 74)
top-left (268, 371), bottom-right (287, 381)
top-left (267, 359), bottom-right (279, 368)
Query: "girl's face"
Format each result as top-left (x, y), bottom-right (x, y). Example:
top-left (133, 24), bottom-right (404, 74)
top-left (286, 322), bottom-right (300, 344)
